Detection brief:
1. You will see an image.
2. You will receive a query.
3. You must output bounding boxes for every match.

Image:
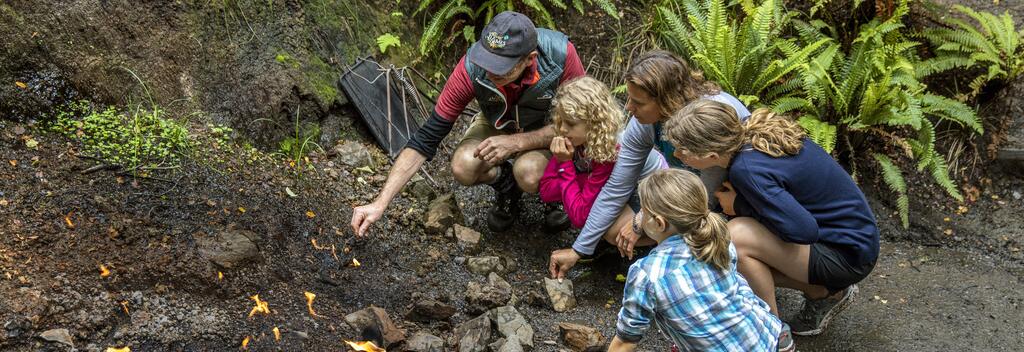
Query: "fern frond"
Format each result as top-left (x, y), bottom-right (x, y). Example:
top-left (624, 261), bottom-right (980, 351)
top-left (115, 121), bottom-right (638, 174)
top-left (928, 149), bottom-right (964, 201)
top-left (873, 154), bottom-right (910, 228)
top-left (798, 116), bottom-right (837, 153)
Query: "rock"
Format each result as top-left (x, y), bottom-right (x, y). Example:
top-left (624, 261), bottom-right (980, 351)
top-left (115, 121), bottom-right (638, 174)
top-left (544, 278), bottom-right (577, 312)
top-left (406, 174), bottom-right (437, 202)
top-left (466, 256), bottom-right (514, 276)
top-left (407, 332), bottom-right (445, 352)
top-left (488, 338), bottom-right (506, 352)
top-left (1014, 191), bottom-right (1021, 200)
top-left (492, 337), bottom-right (524, 352)
top-left (405, 299), bottom-right (457, 322)
top-left (466, 278), bottom-right (509, 315)
top-left (489, 306), bottom-right (534, 349)
top-left (39, 328), bottom-right (73, 347)
top-left (425, 193), bottom-right (463, 235)
top-left (558, 323), bottom-right (605, 352)
top-left (524, 289), bottom-right (547, 308)
top-left (344, 306), bottom-right (406, 348)
top-left (333, 140), bottom-right (374, 168)
top-left (454, 314), bottom-right (492, 352)
top-left (455, 256), bottom-right (467, 265)
top-left (195, 229), bottom-right (259, 268)
top-left (291, 330), bottom-right (310, 340)
top-left (454, 224), bottom-right (482, 254)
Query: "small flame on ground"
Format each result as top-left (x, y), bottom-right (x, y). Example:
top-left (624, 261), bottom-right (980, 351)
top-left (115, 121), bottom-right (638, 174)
top-left (99, 264), bottom-right (111, 277)
top-left (106, 347), bottom-right (130, 352)
top-left (304, 291), bottom-right (319, 317)
top-left (64, 212), bottom-right (75, 229)
top-left (344, 340), bottom-right (385, 352)
top-left (241, 336), bottom-right (250, 349)
top-left (248, 294), bottom-right (270, 318)
top-left (351, 258), bottom-right (361, 267)
top-left (272, 326), bottom-right (281, 341)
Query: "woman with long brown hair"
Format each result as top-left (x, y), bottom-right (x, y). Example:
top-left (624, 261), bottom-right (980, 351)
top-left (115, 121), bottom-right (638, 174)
top-left (548, 50), bottom-right (750, 281)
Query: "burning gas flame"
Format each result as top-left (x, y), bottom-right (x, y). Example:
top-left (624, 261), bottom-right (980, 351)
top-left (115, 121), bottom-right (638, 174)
top-left (304, 291), bottom-right (319, 317)
top-left (99, 264), bottom-right (111, 277)
top-left (106, 348), bottom-right (130, 352)
top-left (241, 336), bottom-right (250, 349)
top-left (272, 326), bottom-right (281, 342)
top-left (344, 340), bottom-right (385, 352)
top-left (248, 294), bottom-right (269, 318)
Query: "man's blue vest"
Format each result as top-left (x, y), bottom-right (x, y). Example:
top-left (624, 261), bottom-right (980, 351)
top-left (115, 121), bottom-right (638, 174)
top-left (465, 28), bottom-right (569, 132)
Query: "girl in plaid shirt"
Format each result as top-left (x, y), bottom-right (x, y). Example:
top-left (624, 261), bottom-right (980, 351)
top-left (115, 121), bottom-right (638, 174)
top-left (610, 169), bottom-right (781, 352)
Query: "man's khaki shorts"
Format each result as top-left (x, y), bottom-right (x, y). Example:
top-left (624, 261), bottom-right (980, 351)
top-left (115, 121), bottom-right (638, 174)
top-left (457, 113), bottom-right (551, 159)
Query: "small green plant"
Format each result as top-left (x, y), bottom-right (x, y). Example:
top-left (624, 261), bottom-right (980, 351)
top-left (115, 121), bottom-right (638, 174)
top-left (278, 107), bottom-right (323, 175)
top-left (49, 101), bottom-right (191, 172)
top-left (416, 0), bottom-right (620, 56)
top-left (376, 33), bottom-right (402, 53)
top-left (918, 5), bottom-right (1024, 100)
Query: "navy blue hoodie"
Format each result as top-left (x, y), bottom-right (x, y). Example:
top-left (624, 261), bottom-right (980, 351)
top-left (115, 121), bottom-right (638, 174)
top-left (730, 139), bottom-right (880, 266)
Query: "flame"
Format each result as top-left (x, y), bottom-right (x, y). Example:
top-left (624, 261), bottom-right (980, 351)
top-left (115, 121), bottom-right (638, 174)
top-left (99, 264), bottom-right (111, 277)
top-left (351, 258), bottom-right (361, 267)
top-left (344, 340), bottom-right (385, 352)
top-left (272, 326), bottom-right (281, 342)
top-left (304, 291), bottom-right (319, 317)
top-left (241, 336), bottom-right (250, 349)
top-left (247, 294), bottom-right (270, 318)
top-left (106, 348), bottom-right (130, 352)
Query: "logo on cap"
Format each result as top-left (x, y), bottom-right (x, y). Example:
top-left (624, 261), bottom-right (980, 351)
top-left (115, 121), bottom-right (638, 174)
top-left (486, 31), bottom-right (510, 49)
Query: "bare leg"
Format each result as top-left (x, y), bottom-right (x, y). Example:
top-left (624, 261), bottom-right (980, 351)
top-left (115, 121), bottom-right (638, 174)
top-left (512, 149), bottom-right (550, 194)
top-left (729, 217), bottom-right (829, 316)
top-left (451, 140), bottom-right (499, 186)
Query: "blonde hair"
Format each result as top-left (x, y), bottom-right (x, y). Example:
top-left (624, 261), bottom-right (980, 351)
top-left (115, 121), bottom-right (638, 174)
top-left (638, 169), bottom-right (731, 271)
top-left (552, 76), bottom-right (624, 163)
top-left (664, 100), bottom-right (805, 158)
top-left (624, 50), bottom-right (720, 121)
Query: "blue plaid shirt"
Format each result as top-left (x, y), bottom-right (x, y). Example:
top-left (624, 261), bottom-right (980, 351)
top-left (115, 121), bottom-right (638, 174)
top-left (616, 235), bottom-right (781, 351)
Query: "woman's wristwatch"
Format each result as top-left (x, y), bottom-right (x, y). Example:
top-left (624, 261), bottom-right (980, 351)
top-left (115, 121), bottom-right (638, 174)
top-left (631, 211), bottom-right (646, 237)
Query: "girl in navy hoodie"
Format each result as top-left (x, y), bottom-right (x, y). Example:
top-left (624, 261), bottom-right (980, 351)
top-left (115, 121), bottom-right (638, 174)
top-left (663, 100), bottom-right (879, 345)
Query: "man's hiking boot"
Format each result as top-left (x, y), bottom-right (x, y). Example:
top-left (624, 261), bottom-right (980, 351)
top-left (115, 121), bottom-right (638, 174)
top-left (791, 284), bottom-right (859, 336)
top-left (487, 161), bottom-right (522, 232)
top-left (777, 323), bottom-right (796, 352)
top-left (542, 203), bottom-right (571, 233)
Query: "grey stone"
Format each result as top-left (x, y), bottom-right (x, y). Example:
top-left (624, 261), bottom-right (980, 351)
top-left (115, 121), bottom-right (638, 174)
top-left (333, 140), bottom-right (374, 168)
top-left (497, 338), bottom-right (525, 352)
top-left (344, 306), bottom-right (406, 347)
top-left (489, 338), bottom-right (506, 352)
top-left (489, 306), bottom-right (534, 349)
top-left (39, 328), bottom-right (73, 347)
top-left (425, 193), bottom-right (463, 235)
top-left (195, 229), bottom-right (259, 269)
top-left (544, 278), bottom-right (577, 312)
top-left (406, 174), bottom-right (437, 202)
top-left (455, 314), bottom-right (492, 352)
top-left (466, 256), bottom-right (513, 276)
top-left (466, 274), bottom-right (512, 315)
top-left (407, 332), bottom-right (445, 352)
top-left (558, 323), bottom-right (605, 352)
top-left (454, 224), bottom-right (482, 254)
top-left (405, 299), bottom-right (457, 322)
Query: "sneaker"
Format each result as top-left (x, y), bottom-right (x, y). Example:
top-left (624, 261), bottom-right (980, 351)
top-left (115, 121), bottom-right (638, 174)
top-left (487, 161), bottom-right (522, 232)
top-left (791, 284), bottom-right (859, 336)
top-left (541, 203), bottom-right (571, 233)
top-left (777, 323), bottom-right (796, 352)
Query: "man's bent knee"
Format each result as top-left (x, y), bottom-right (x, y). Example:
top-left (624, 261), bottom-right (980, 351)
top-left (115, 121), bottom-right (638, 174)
top-left (513, 151), bottom-right (548, 194)
top-left (452, 142), bottom-right (487, 186)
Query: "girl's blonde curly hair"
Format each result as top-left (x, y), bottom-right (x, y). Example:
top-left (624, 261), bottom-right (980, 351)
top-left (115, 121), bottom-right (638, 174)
top-left (552, 76), bottom-right (624, 163)
top-left (664, 99), bottom-right (805, 158)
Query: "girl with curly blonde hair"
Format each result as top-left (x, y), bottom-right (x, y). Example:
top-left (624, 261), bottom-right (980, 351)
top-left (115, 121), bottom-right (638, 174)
top-left (539, 76), bottom-right (665, 229)
top-left (664, 100), bottom-right (879, 347)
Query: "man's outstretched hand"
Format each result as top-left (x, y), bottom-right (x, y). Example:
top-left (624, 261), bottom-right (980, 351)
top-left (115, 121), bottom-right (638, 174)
top-left (549, 248), bottom-right (581, 281)
top-left (350, 201), bottom-right (386, 237)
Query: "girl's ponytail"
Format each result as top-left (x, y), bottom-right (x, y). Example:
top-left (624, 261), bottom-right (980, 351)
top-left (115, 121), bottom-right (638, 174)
top-left (686, 212), bottom-right (731, 271)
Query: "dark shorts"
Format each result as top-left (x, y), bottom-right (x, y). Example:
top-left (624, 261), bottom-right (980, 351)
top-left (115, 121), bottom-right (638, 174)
top-left (808, 242), bottom-right (876, 293)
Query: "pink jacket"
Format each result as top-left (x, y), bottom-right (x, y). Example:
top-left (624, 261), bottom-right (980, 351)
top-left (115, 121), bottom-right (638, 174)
top-left (539, 156), bottom-right (615, 229)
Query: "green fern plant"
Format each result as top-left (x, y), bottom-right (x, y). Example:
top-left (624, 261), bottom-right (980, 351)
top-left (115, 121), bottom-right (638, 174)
top-left (917, 5), bottom-right (1024, 100)
top-left (874, 153), bottom-right (909, 228)
top-left (415, 0), bottom-right (619, 56)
